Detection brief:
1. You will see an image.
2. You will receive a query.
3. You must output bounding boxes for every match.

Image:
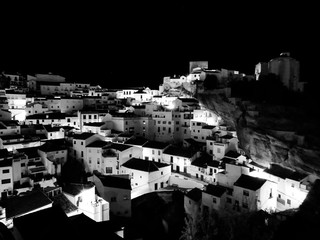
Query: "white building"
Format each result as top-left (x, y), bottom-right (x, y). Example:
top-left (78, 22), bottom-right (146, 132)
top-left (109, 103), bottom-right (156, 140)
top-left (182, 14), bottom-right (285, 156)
top-left (142, 141), bottom-right (170, 162)
top-left (0, 120), bottom-right (21, 136)
top-left (262, 164), bottom-right (309, 211)
top-left (188, 153), bottom-right (223, 183)
top-left (63, 182), bottom-right (109, 222)
top-left (184, 188), bottom-right (202, 218)
top-left (86, 141), bottom-right (142, 174)
top-left (233, 174), bottom-right (277, 213)
top-left (72, 132), bottom-right (105, 164)
top-left (38, 140), bottom-right (68, 176)
top-left (163, 145), bottom-right (198, 173)
top-left (5, 91), bottom-right (27, 121)
top-left (202, 184), bottom-right (227, 213)
top-left (0, 156), bottom-right (13, 199)
top-left (192, 109), bottom-right (220, 126)
top-left (93, 173), bottom-right (132, 218)
top-left (43, 125), bottom-right (65, 140)
top-left (25, 103), bottom-right (49, 116)
top-left (25, 113), bottom-right (67, 127)
top-left (121, 158), bottom-right (171, 198)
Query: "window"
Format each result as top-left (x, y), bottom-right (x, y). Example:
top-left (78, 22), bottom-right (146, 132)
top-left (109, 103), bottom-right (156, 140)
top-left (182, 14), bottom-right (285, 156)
top-left (163, 121), bottom-right (166, 124)
top-left (163, 127), bottom-right (166, 131)
top-left (21, 163), bottom-right (25, 167)
top-left (209, 150), bottom-right (213, 154)
top-left (158, 151), bottom-right (160, 155)
top-left (287, 199), bottom-right (291, 205)
top-left (168, 121), bottom-right (171, 125)
top-left (106, 167), bottom-right (112, 173)
top-left (210, 142), bottom-right (213, 145)
top-left (213, 198), bottom-right (217, 203)
top-left (81, 141), bottom-right (84, 145)
top-left (176, 127), bottom-right (179, 131)
top-left (83, 115), bottom-right (86, 119)
top-left (176, 121), bottom-right (179, 125)
top-left (81, 151), bottom-right (84, 157)
top-left (1, 179), bottom-right (11, 184)
top-left (161, 171), bottom-right (163, 175)
top-left (291, 183), bottom-right (295, 188)
top-left (217, 148), bottom-right (221, 154)
top-left (243, 190), bottom-right (249, 196)
top-left (152, 150), bottom-right (155, 154)
top-left (2, 169), bottom-right (10, 174)
top-left (94, 115), bottom-right (97, 119)
top-left (242, 202), bottom-right (248, 208)
top-left (227, 197), bottom-right (232, 203)
top-left (97, 158), bottom-right (100, 164)
top-left (89, 158), bottom-right (92, 164)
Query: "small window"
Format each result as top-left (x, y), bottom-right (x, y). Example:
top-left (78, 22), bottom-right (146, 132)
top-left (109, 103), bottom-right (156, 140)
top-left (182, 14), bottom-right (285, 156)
top-left (213, 198), bottom-right (217, 203)
top-left (2, 169), bottom-right (10, 174)
top-left (243, 190), bottom-right (249, 196)
top-left (1, 179), bottom-right (11, 184)
top-left (287, 199), bottom-right (291, 205)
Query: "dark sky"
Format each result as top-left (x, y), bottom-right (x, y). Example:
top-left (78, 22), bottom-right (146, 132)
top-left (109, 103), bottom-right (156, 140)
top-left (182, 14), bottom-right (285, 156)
top-left (0, 2), bottom-right (318, 89)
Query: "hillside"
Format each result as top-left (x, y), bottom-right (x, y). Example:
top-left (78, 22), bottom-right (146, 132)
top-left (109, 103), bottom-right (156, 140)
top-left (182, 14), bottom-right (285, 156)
top-left (196, 90), bottom-right (320, 176)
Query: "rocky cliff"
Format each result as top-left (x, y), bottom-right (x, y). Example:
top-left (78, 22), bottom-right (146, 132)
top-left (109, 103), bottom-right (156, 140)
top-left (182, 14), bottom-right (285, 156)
top-left (197, 91), bottom-right (320, 176)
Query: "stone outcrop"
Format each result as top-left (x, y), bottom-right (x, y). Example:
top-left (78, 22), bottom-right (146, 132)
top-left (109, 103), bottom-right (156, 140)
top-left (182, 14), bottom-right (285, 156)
top-left (197, 91), bottom-right (320, 176)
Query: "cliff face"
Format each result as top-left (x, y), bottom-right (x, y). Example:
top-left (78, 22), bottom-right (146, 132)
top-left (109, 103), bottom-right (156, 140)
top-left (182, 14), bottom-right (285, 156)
top-left (197, 91), bottom-right (320, 176)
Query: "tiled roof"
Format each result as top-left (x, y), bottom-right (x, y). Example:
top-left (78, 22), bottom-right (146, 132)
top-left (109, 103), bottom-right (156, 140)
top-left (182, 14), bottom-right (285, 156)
top-left (87, 140), bottom-right (110, 148)
top-left (5, 190), bottom-right (53, 219)
top-left (142, 141), bottom-right (170, 150)
top-left (104, 143), bottom-right (132, 152)
top-left (122, 158), bottom-right (169, 172)
top-left (13, 205), bottom-right (72, 240)
top-left (125, 137), bottom-right (148, 146)
top-left (83, 122), bottom-right (106, 127)
top-left (38, 139), bottom-right (67, 152)
top-left (186, 188), bottom-right (202, 201)
top-left (97, 174), bottom-right (132, 190)
top-left (207, 160), bottom-right (221, 168)
top-left (0, 148), bottom-right (10, 159)
top-left (73, 132), bottom-right (95, 140)
top-left (234, 175), bottom-right (266, 191)
top-left (43, 125), bottom-right (62, 132)
top-left (0, 158), bottom-right (12, 167)
top-left (191, 153), bottom-right (212, 168)
top-left (63, 182), bottom-right (95, 196)
top-left (163, 145), bottom-right (198, 158)
top-left (0, 134), bottom-right (23, 140)
top-left (202, 125), bottom-right (216, 130)
top-left (264, 164), bottom-right (307, 181)
top-left (204, 184), bottom-right (226, 197)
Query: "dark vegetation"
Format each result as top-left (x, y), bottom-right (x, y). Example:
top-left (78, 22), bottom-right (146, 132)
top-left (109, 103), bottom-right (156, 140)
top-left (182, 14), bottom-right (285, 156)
top-left (125, 190), bottom-right (186, 240)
